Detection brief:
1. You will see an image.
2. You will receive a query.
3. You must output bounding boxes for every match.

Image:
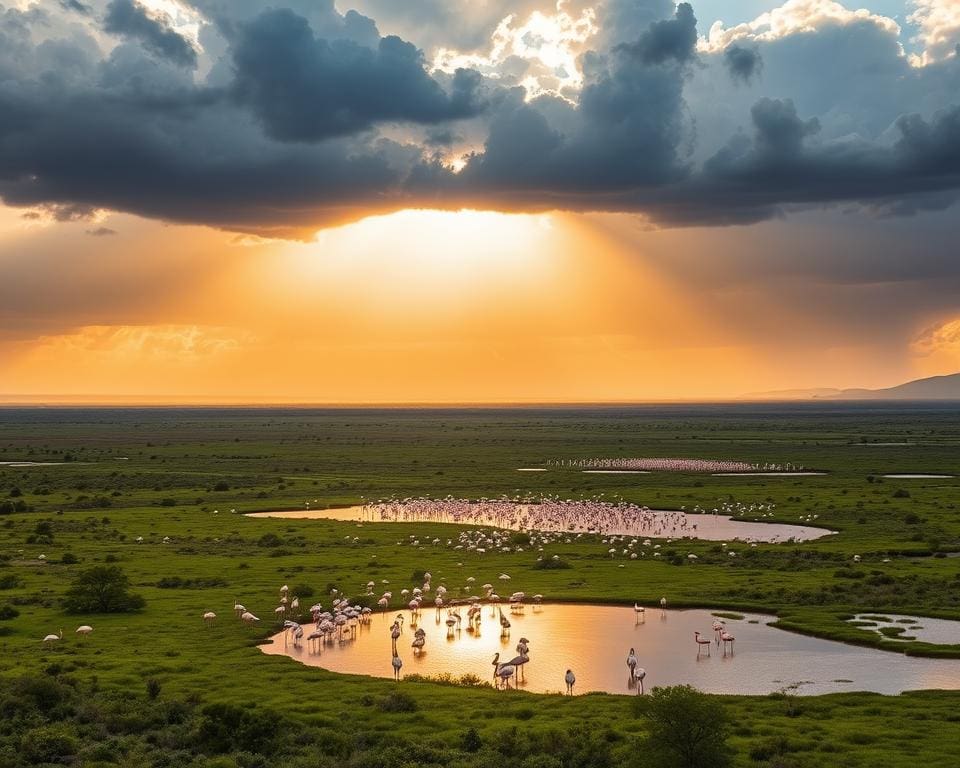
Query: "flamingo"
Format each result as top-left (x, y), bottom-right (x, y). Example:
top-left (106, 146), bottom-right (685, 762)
top-left (202, 612), bottom-right (216, 625)
top-left (565, 669), bottom-right (576, 695)
top-left (75, 625), bottom-right (93, 638)
top-left (412, 628), bottom-right (426, 654)
top-left (390, 621), bottom-right (401, 641)
top-left (42, 629), bottom-right (63, 644)
top-left (695, 631), bottom-right (712, 656)
top-left (660, 597), bottom-right (667, 610)
top-left (241, 611), bottom-right (260, 624)
top-left (634, 603), bottom-right (645, 623)
top-left (491, 654), bottom-right (515, 689)
top-left (712, 620), bottom-right (724, 645)
top-left (626, 647), bottom-right (638, 677)
top-left (498, 607), bottom-right (511, 637)
top-left (391, 648), bottom-right (403, 680)
top-left (506, 652), bottom-right (529, 681)
top-left (631, 666), bottom-right (646, 694)
top-left (720, 631), bottom-right (735, 655)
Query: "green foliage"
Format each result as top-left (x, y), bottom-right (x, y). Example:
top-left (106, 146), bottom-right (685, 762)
top-left (534, 557), bottom-right (572, 570)
top-left (0, 499), bottom-right (29, 515)
top-left (62, 565), bottom-right (146, 613)
top-left (197, 703), bottom-right (283, 754)
top-left (635, 686), bottom-right (732, 768)
top-left (376, 691), bottom-right (418, 712)
top-left (461, 727), bottom-right (482, 753)
top-left (19, 725), bottom-right (78, 763)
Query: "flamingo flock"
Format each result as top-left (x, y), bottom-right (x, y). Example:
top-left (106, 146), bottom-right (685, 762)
top-left (355, 495), bottom-right (789, 543)
top-left (552, 457), bottom-right (806, 473)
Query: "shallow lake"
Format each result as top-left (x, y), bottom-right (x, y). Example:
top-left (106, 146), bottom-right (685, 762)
top-left (248, 505), bottom-right (833, 543)
top-left (849, 613), bottom-right (960, 645)
top-left (261, 604), bottom-right (960, 696)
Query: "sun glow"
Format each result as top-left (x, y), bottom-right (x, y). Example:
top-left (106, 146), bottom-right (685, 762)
top-left (432, 2), bottom-right (597, 100)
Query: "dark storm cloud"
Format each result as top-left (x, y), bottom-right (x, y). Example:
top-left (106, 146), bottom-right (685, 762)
top-left (615, 2), bottom-right (697, 65)
top-left (1, 1), bottom-right (960, 236)
top-left (59, 0), bottom-right (91, 14)
top-left (104, 0), bottom-right (197, 68)
top-left (231, 9), bottom-right (484, 142)
top-left (723, 44), bottom-right (761, 84)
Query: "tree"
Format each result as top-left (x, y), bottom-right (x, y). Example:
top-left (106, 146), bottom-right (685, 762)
top-left (63, 565), bottom-right (145, 613)
top-left (635, 686), bottom-right (732, 768)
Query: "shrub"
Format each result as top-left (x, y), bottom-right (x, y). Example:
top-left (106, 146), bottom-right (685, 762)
top-left (61, 552), bottom-right (79, 565)
top-left (533, 557), bottom-right (572, 570)
top-left (893, 489), bottom-right (911, 499)
top-left (63, 566), bottom-right (146, 613)
top-left (20, 725), bottom-right (77, 763)
top-left (0, 574), bottom-right (19, 590)
top-left (213, 481), bottom-right (231, 492)
top-left (0, 605), bottom-right (19, 620)
top-left (197, 703), bottom-right (283, 754)
top-left (461, 727), bottom-right (482, 753)
top-left (0, 500), bottom-right (30, 515)
top-left (376, 691), bottom-right (418, 713)
top-left (634, 685), bottom-right (732, 768)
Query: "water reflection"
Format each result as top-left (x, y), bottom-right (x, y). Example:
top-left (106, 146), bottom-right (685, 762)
top-left (260, 604), bottom-right (960, 696)
top-left (248, 505), bottom-right (833, 543)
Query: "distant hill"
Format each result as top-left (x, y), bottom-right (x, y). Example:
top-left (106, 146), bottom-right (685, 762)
top-left (745, 373), bottom-right (960, 401)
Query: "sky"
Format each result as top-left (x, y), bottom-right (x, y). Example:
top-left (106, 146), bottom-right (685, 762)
top-left (1, 0), bottom-right (959, 403)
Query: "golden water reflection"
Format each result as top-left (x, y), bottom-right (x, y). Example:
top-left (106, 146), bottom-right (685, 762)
top-left (260, 604), bottom-right (960, 696)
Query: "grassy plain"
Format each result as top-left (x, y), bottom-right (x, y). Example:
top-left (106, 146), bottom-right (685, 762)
top-left (2, 403), bottom-right (960, 767)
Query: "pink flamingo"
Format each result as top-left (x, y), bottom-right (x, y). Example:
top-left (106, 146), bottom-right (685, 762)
top-left (695, 631), bottom-right (712, 656)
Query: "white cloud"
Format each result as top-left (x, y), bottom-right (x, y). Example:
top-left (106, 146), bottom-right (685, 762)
top-left (908, 0), bottom-right (960, 65)
top-left (699, 0), bottom-right (901, 53)
top-left (431, 1), bottom-right (598, 101)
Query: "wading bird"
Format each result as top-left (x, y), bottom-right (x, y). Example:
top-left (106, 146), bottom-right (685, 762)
top-left (75, 625), bottom-right (93, 638)
top-left (565, 669), bottom-right (576, 695)
top-left (695, 631), bottom-right (712, 656)
top-left (42, 629), bottom-right (63, 644)
top-left (720, 631), bottom-right (735, 655)
top-left (391, 648), bottom-right (403, 680)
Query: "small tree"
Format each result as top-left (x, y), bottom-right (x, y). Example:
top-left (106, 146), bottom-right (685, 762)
top-left (635, 685), bottom-right (732, 768)
top-left (63, 566), bottom-right (145, 613)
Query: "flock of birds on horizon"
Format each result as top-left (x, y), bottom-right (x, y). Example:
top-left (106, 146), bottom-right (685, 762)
top-left (550, 457), bottom-right (807, 473)
top-left (348, 494), bottom-right (817, 548)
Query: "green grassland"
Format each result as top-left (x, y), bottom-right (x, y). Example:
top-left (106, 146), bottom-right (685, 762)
top-left (2, 404), bottom-right (960, 767)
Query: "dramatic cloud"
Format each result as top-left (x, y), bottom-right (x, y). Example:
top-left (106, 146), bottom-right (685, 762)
top-left (231, 9), bottom-right (484, 142)
top-left (104, 0), bottom-right (198, 68)
top-left (615, 2), bottom-right (697, 64)
top-left (0, 0), bottom-right (958, 235)
top-left (723, 43), bottom-right (762, 83)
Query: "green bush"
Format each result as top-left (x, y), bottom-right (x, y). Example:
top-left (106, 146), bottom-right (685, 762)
top-left (634, 685), bottom-right (732, 768)
top-left (63, 565), bottom-right (146, 613)
top-left (376, 691), bottom-right (418, 713)
top-left (20, 725), bottom-right (77, 763)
